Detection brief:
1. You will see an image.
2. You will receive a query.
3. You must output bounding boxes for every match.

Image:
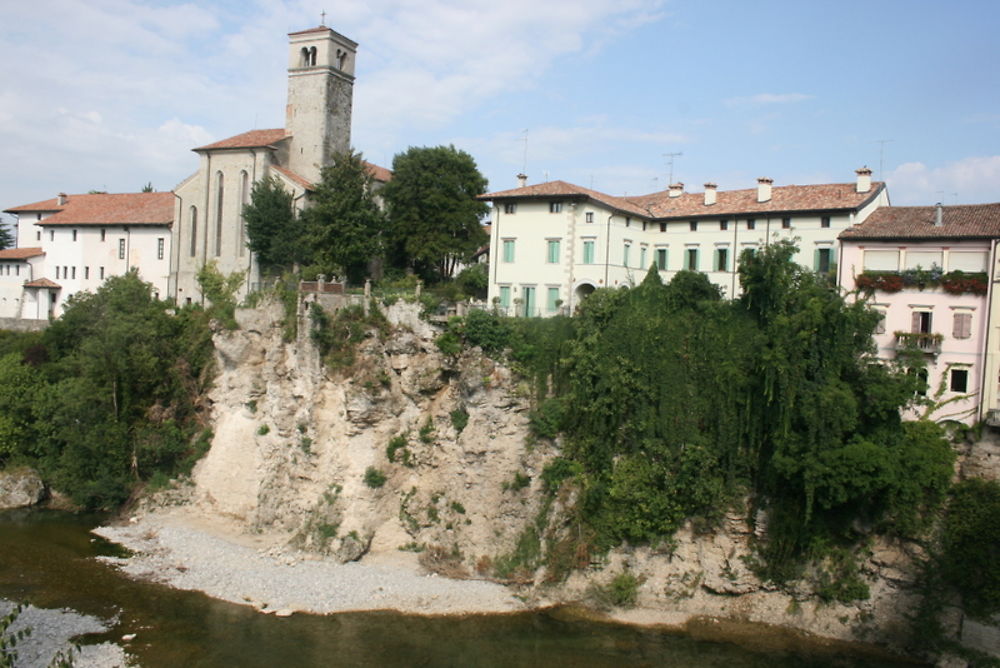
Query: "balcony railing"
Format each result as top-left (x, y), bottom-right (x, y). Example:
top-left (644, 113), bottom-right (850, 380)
top-left (893, 331), bottom-right (943, 354)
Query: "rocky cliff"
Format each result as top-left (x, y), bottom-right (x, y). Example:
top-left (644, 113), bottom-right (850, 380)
top-left (158, 299), bottom-right (993, 661)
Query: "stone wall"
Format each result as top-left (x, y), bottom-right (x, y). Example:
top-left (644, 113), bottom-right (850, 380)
top-left (0, 317), bottom-right (48, 332)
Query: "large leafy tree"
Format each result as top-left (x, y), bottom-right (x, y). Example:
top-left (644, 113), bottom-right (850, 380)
top-left (382, 145), bottom-right (488, 281)
top-left (303, 150), bottom-right (386, 284)
top-left (243, 175), bottom-right (302, 274)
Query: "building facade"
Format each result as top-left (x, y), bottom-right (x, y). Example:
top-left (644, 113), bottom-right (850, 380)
top-left (839, 203), bottom-right (1000, 425)
top-left (483, 169), bottom-right (887, 316)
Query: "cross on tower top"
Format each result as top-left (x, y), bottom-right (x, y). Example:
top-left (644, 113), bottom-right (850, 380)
top-left (320, 10), bottom-right (326, 26)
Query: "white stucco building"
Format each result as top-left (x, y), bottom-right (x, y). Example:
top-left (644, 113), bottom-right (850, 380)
top-left (482, 168), bottom-right (888, 316)
top-left (1, 192), bottom-right (173, 320)
top-left (839, 202), bottom-right (1000, 425)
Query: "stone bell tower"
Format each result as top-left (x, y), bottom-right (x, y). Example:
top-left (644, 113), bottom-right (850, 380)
top-left (285, 26), bottom-right (356, 186)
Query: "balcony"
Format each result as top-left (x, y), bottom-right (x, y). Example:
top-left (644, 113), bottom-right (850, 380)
top-left (893, 331), bottom-right (943, 355)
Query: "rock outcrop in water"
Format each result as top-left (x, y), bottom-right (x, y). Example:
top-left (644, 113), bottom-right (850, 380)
top-left (0, 467), bottom-right (45, 509)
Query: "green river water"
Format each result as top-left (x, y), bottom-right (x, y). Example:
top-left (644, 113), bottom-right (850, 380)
top-left (0, 509), bottom-right (920, 667)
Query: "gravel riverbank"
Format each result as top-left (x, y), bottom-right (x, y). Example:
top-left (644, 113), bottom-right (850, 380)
top-left (0, 600), bottom-right (129, 668)
top-left (93, 512), bottom-right (527, 617)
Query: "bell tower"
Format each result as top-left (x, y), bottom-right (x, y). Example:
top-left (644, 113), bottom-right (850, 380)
top-left (285, 26), bottom-right (356, 186)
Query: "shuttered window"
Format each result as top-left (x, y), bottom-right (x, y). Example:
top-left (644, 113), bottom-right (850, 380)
top-left (953, 312), bottom-right (972, 339)
top-left (864, 250), bottom-right (900, 271)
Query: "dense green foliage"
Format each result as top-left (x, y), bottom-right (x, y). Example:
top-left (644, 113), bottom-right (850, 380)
top-left (0, 222), bottom-right (13, 252)
top-left (939, 478), bottom-right (1000, 618)
top-left (382, 145), bottom-right (489, 281)
top-left (0, 272), bottom-right (213, 509)
top-left (449, 242), bottom-right (955, 577)
top-left (303, 150), bottom-right (387, 284)
top-left (243, 175), bottom-right (302, 274)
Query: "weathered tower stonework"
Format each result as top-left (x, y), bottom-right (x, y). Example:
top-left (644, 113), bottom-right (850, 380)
top-left (285, 27), bottom-right (356, 186)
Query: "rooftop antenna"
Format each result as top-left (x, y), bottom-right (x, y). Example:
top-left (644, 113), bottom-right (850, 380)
top-left (649, 176), bottom-right (659, 192)
top-left (875, 139), bottom-right (893, 181)
top-left (521, 129), bottom-right (529, 175)
top-left (663, 151), bottom-right (683, 185)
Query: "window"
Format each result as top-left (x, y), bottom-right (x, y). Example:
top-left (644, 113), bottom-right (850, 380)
top-left (215, 171), bottom-right (224, 256)
top-left (549, 202), bottom-right (562, 214)
top-left (583, 240), bottom-right (595, 264)
top-left (71, 267), bottom-right (76, 279)
top-left (686, 248), bottom-right (699, 271)
top-left (623, 243), bottom-right (631, 267)
top-left (875, 309), bottom-right (886, 334)
top-left (189, 206), bottom-right (198, 257)
top-left (547, 287), bottom-right (560, 313)
top-left (640, 246), bottom-right (648, 269)
top-left (659, 222), bottom-right (667, 233)
top-left (715, 247), bottom-right (729, 272)
top-left (504, 203), bottom-right (517, 215)
top-left (585, 211), bottom-right (594, 223)
top-left (118, 238), bottom-right (126, 259)
top-left (502, 239), bottom-right (515, 263)
top-left (49, 230), bottom-right (54, 241)
top-left (625, 217), bottom-right (631, 228)
top-left (99, 266), bottom-right (105, 279)
top-left (953, 312), bottom-right (972, 339)
top-left (84, 266), bottom-right (89, 280)
top-left (815, 248), bottom-right (833, 274)
top-left (656, 248), bottom-right (667, 270)
top-left (15, 265), bottom-right (19, 277)
top-left (72, 229), bottom-right (77, 241)
top-left (951, 369), bottom-right (969, 393)
top-left (36, 231), bottom-right (40, 241)
top-left (157, 238), bottom-right (165, 260)
top-left (689, 221), bottom-right (698, 232)
top-left (63, 266), bottom-right (67, 277)
top-left (782, 217), bottom-right (791, 229)
top-left (719, 220), bottom-right (728, 231)
top-left (863, 250), bottom-right (900, 271)
top-left (101, 228), bottom-right (106, 242)
top-left (546, 239), bottom-right (560, 264)
top-left (239, 170), bottom-right (249, 257)
top-left (821, 216), bottom-right (831, 228)
top-left (746, 218), bottom-right (756, 230)
top-left (521, 286), bottom-right (536, 317)
top-left (499, 286), bottom-right (511, 309)
top-left (55, 267), bottom-right (59, 279)
top-left (912, 311), bottom-right (932, 334)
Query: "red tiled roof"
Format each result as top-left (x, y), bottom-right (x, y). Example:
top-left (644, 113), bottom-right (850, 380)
top-left (0, 247), bottom-right (44, 260)
top-left (364, 161), bottom-right (392, 183)
top-left (194, 129), bottom-right (288, 151)
top-left (482, 179), bottom-right (885, 220)
top-left (24, 278), bottom-right (60, 289)
top-left (271, 166), bottom-right (313, 189)
top-left (6, 193), bottom-right (173, 226)
top-left (840, 203), bottom-right (1000, 240)
top-left (481, 180), bottom-right (649, 217)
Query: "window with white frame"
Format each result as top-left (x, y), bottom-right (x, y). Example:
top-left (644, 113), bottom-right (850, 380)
top-left (656, 248), bottom-right (668, 270)
top-left (549, 201), bottom-right (562, 214)
top-left (502, 239), bottom-right (515, 263)
top-left (546, 287), bottom-right (560, 313)
top-left (686, 247), bottom-right (699, 271)
top-left (585, 211), bottom-right (594, 223)
top-left (716, 247), bottom-right (729, 272)
top-left (546, 239), bottom-right (561, 263)
top-left (504, 203), bottom-right (517, 214)
top-left (582, 239), bottom-right (595, 264)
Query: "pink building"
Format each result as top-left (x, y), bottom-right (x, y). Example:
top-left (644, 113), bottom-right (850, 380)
top-left (839, 203), bottom-right (1000, 425)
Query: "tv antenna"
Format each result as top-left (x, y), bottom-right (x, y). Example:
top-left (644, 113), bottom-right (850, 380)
top-left (521, 129), bottom-right (529, 175)
top-left (663, 152), bottom-right (683, 185)
top-left (875, 139), bottom-right (893, 181)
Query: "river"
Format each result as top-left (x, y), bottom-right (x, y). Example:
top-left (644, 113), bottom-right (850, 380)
top-left (0, 509), bottom-right (919, 667)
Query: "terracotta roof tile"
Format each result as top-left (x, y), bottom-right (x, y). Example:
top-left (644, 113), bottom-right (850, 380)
top-left (24, 277), bottom-right (60, 289)
top-left (0, 247), bottom-right (44, 260)
top-left (271, 166), bottom-right (313, 189)
top-left (194, 129), bottom-right (288, 151)
top-left (6, 193), bottom-right (173, 226)
top-left (481, 180), bottom-right (649, 217)
top-left (364, 161), bottom-right (392, 183)
top-left (482, 179), bottom-right (883, 220)
top-left (271, 161), bottom-right (392, 191)
top-left (840, 203), bottom-right (1000, 240)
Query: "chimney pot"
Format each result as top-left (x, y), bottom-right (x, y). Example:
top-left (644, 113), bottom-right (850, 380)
top-left (668, 182), bottom-right (684, 198)
top-left (935, 202), bottom-right (943, 227)
top-left (756, 177), bottom-right (773, 203)
top-left (516, 173), bottom-right (527, 188)
top-left (855, 166), bottom-right (872, 193)
top-left (704, 182), bottom-right (717, 206)
top-left (57, 193), bottom-right (67, 206)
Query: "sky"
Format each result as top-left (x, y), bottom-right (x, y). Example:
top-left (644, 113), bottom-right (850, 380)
top-left (2, 0), bottom-right (999, 233)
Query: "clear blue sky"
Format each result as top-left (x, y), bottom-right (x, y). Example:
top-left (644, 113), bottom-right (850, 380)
top-left (2, 0), bottom-right (998, 233)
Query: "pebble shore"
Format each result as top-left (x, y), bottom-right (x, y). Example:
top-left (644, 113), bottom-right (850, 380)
top-left (93, 514), bottom-right (527, 617)
top-left (0, 600), bottom-right (129, 668)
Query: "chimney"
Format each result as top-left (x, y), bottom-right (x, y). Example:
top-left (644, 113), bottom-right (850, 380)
top-left (57, 193), bottom-right (67, 206)
top-left (668, 182), bottom-right (684, 198)
top-left (855, 166), bottom-right (872, 193)
top-left (756, 177), bottom-right (773, 203)
top-left (517, 173), bottom-right (527, 188)
top-left (704, 183), bottom-right (717, 206)
top-left (935, 202), bottom-right (943, 227)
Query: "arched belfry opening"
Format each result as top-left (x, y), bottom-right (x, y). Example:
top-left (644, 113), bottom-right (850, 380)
top-left (299, 46), bottom-right (317, 67)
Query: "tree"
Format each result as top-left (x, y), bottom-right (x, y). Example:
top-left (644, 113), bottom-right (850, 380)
top-left (303, 150), bottom-right (386, 284)
top-left (243, 175), bottom-right (301, 274)
top-left (382, 145), bottom-right (488, 281)
top-left (141, 182), bottom-right (154, 192)
top-left (0, 218), bottom-right (14, 251)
